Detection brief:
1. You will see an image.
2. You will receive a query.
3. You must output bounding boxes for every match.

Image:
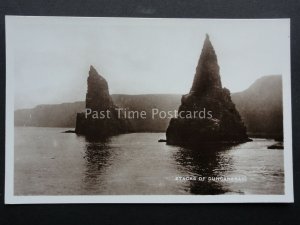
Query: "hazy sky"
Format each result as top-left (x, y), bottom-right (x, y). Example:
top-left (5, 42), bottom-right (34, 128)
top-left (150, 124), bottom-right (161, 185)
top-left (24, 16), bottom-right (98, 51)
top-left (6, 17), bottom-right (290, 109)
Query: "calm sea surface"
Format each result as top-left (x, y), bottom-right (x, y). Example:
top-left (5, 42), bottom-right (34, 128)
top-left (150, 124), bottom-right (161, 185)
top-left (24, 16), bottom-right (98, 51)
top-left (14, 127), bottom-right (284, 195)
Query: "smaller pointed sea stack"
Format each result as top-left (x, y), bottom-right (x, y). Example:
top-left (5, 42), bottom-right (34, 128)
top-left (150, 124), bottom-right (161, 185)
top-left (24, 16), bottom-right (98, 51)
top-left (86, 65), bottom-right (113, 110)
top-left (166, 35), bottom-right (249, 146)
top-left (75, 66), bottom-right (130, 137)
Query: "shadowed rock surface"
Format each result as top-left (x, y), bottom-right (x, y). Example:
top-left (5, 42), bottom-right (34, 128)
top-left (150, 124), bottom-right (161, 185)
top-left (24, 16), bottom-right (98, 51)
top-left (166, 35), bottom-right (249, 146)
top-left (85, 65), bottom-right (113, 110)
top-left (75, 66), bottom-right (130, 137)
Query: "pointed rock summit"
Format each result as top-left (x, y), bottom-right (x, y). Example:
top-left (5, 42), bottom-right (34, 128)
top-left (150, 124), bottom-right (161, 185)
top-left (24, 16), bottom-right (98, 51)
top-left (190, 34), bottom-right (222, 94)
top-left (75, 65), bottom-right (130, 137)
top-left (166, 35), bottom-right (249, 146)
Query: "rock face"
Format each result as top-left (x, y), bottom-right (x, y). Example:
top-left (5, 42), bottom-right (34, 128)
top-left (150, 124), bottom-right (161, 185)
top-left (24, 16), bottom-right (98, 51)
top-left (75, 66), bottom-right (129, 137)
top-left (85, 66), bottom-right (113, 110)
top-left (166, 34), bottom-right (249, 146)
top-left (232, 75), bottom-right (283, 140)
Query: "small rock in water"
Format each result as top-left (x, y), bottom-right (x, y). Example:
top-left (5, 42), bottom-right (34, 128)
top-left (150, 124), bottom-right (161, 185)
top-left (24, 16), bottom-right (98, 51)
top-left (268, 142), bottom-right (284, 149)
top-left (158, 139), bottom-right (167, 142)
top-left (62, 130), bottom-right (76, 133)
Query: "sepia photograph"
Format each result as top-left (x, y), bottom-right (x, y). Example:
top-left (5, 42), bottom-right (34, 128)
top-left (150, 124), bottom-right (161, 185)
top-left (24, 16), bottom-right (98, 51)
top-left (5, 16), bottom-right (293, 203)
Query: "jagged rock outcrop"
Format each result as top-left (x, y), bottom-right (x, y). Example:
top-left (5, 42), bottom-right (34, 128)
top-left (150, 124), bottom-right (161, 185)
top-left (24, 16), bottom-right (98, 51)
top-left (166, 34), bottom-right (249, 146)
top-left (75, 66), bottom-right (130, 137)
top-left (85, 66), bottom-right (113, 110)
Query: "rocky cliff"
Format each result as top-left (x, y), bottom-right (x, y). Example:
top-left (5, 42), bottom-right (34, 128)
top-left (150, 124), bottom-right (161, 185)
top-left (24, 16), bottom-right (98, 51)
top-left (75, 66), bottom-right (130, 137)
top-left (166, 35), bottom-right (249, 146)
top-left (232, 75), bottom-right (283, 140)
top-left (14, 78), bottom-right (283, 139)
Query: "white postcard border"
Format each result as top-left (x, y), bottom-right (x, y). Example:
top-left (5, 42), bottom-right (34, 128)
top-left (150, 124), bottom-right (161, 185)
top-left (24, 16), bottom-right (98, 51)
top-left (5, 16), bottom-right (294, 204)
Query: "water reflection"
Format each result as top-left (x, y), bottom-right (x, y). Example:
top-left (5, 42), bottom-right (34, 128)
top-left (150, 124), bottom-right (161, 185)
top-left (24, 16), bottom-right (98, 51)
top-left (14, 128), bottom-right (283, 195)
top-left (83, 136), bottom-right (112, 192)
top-left (174, 144), bottom-right (236, 194)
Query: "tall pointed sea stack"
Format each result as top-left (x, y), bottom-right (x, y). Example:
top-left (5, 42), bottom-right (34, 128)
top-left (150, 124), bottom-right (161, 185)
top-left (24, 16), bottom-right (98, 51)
top-left (166, 35), bottom-right (249, 146)
top-left (75, 65), bottom-right (129, 137)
